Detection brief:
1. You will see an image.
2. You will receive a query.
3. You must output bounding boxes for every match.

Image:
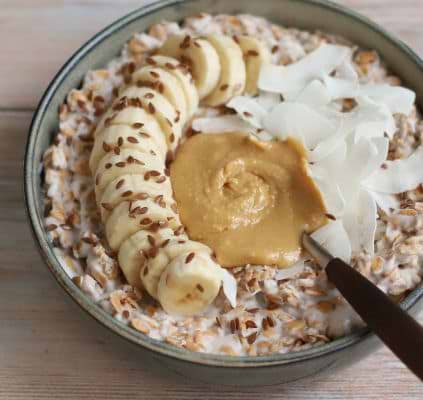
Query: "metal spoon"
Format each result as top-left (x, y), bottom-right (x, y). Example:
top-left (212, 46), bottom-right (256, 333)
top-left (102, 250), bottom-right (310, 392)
top-left (302, 232), bottom-right (423, 381)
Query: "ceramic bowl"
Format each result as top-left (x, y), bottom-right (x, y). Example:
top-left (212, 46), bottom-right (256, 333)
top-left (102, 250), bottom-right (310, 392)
top-left (24, 0), bottom-right (423, 386)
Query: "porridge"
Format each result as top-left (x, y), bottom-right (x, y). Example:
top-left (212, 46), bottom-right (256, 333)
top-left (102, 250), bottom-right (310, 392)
top-left (42, 13), bottom-right (423, 356)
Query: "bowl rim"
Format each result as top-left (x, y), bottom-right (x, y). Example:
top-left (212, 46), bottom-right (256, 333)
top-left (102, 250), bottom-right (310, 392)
top-left (24, 0), bottom-right (423, 368)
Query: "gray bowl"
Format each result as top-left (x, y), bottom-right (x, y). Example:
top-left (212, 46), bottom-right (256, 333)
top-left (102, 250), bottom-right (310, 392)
top-left (24, 0), bottom-right (423, 386)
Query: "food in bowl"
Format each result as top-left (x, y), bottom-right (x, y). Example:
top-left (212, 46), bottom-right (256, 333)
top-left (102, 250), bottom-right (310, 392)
top-left (42, 13), bottom-right (423, 356)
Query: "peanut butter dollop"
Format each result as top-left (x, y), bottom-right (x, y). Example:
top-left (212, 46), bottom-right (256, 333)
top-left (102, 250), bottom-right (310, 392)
top-left (171, 132), bottom-right (327, 268)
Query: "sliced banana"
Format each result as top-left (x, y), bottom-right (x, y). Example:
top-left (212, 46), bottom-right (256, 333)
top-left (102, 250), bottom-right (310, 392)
top-left (130, 65), bottom-right (187, 124)
top-left (203, 35), bottom-right (246, 106)
top-left (105, 199), bottom-right (180, 250)
top-left (141, 239), bottom-right (211, 299)
top-left (94, 148), bottom-right (166, 204)
top-left (118, 228), bottom-right (176, 289)
top-left (99, 174), bottom-right (174, 222)
top-left (94, 100), bottom-right (154, 137)
top-left (236, 36), bottom-right (271, 95)
top-left (120, 86), bottom-right (182, 151)
top-left (90, 124), bottom-right (167, 174)
top-left (157, 250), bottom-right (223, 316)
top-left (149, 55), bottom-right (199, 119)
top-left (159, 35), bottom-right (221, 99)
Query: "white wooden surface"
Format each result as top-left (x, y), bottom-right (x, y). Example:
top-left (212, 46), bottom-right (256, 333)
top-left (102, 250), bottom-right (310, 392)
top-left (0, 1), bottom-right (422, 398)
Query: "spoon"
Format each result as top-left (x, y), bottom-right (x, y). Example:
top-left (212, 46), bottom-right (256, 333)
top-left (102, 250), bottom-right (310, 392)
top-left (302, 232), bottom-right (423, 381)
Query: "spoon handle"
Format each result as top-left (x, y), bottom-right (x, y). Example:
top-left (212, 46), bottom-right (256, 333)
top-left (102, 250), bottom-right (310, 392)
top-left (326, 258), bottom-right (423, 381)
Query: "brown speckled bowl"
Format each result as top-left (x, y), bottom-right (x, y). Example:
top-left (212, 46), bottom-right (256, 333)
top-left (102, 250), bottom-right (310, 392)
top-left (24, 0), bottom-right (423, 386)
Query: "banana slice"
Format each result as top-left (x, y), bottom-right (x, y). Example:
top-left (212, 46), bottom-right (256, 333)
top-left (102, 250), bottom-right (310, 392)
top-left (90, 124), bottom-right (167, 174)
top-left (130, 66), bottom-right (187, 125)
top-left (149, 55), bottom-right (199, 119)
top-left (120, 86), bottom-right (182, 151)
top-left (94, 148), bottom-right (166, 204)
top-left (159, 35), bottom-right (221, 99)
top-left (157, 250), bottom-right (222, 316)
top-left (203, 35), bottom-right (246, 106)
top-left (118, 228), bottom-right (176, 289)
top-left (141, 239), bottom-right (211, 299)
top-left (99, 174), bottom-right (174, 222)
top-left (105, 199), bottom-right (180, 250)
top-left (94, 99), bottom-right (155, 137)
top-left (236, 36), bottom-right (271, 95)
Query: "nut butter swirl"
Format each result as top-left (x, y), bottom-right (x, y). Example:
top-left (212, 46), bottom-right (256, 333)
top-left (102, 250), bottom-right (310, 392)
top-left (171, 132), bottom-right (328, 268)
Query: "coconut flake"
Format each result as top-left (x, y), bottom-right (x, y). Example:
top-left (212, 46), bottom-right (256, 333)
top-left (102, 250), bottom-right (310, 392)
top-left (274, 260), bottom-right (305, 280)
top-left (335, 58), bottom-right (358, 81)
top-left (361, 137), bottom-right (389, 179)
top-left (343, 189), bottom-right (377, 255)
top-left (256, 91), bottom-right (281, 111)
top-left (295, 79), bottom-right (331, 106)
top-left (220, 268), bottom-right (237, 308)
top-left (323, 75), bottom-right (358, 100)
top-left (191, 115), bottom-right (254, 134)
top-left (310, 172), bottom-right (346, 217)
top-left (370, 191), bottom-right (399, 214)
top-left (360, 84), bottom-right (415, 115)
top-left (363, 146), bottom-right (423, 194)
top-left (263, 101), bottom-right (336, 147)
top-left (308, 127), bottom-right (348, 163)
top-left (227, 96), bottom-right (267, 129)
top-left (258, 44), bottom-right (351, 98)
top-left (338, 137), bottom-right (387, 200)
top-left (311, 220), bottom-right (351, 262)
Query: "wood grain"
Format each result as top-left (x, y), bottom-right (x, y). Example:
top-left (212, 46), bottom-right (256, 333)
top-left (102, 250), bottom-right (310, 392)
top-left (0, 1), bottom-right (422, 399)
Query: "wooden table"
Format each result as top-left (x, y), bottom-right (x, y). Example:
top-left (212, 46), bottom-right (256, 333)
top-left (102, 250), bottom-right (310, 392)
top-left (1, 1), bottom-right (422, 398)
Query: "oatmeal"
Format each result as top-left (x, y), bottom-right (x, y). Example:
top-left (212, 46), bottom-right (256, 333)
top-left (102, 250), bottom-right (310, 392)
top-left (42, 13), bottom-right (423, 356)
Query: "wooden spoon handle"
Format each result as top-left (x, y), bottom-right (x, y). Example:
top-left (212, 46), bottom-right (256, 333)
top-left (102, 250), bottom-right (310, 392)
top-left (326, 258), bottom-right (423, 381)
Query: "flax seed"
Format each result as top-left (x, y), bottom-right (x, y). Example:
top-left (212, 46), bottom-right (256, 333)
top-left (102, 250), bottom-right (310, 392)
top-left (147, 235), bottom-right (155, 246)
top-left (230, 319), bottom-right (236, 333)
top-left (148, 246), bottom-right (158, 258)
top-left (247, 332), bottom-right (257, 344)
top-left (116, 179), bottom-right (125, 189)
top-left (127, 136), bottom-right (139, 144)
top-left (148, 102), bottom-right (155, 114)
top-left (46, 224), bottom-right (58, 232)
top-left (325, 213), bottom-right (336, 221)
top-left (196, 284), bottom-right (204, 292)
top-left (247, 49), bottom-right (259, 56)
top-left (101, 203), bottom-right (113, 211)
top-left (102, 142), bottom-right (112, 152)
top-left (160, 239), bottom-right (170, 248)
top-left (185, 252), bottom-right (195, 264)
top-left (135, 192), bottom-right (148, 200)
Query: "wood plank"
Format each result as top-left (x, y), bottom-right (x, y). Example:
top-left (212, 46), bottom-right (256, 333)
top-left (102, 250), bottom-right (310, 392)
top-left (0, 0), bottom-right (421, 110)
top-left (0, 110), bottom-right (422, 399)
